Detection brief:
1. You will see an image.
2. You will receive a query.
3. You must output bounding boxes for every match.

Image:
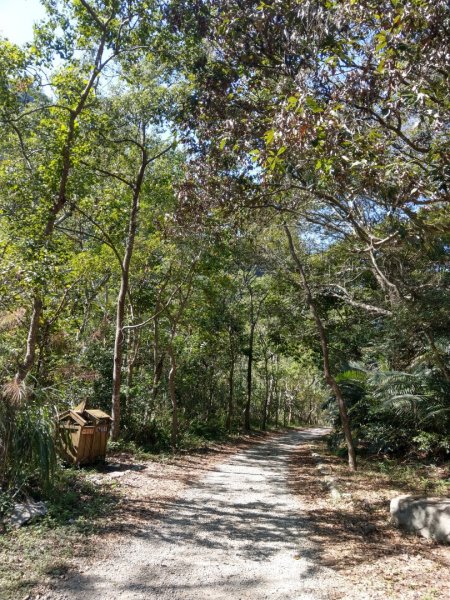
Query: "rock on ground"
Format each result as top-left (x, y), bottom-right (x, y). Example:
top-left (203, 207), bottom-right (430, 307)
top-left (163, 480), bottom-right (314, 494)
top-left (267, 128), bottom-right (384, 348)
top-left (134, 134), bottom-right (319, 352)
top-left (390, 494), bottom-right (450, 544)
top-left (10, 500), bottom-right (47, 528)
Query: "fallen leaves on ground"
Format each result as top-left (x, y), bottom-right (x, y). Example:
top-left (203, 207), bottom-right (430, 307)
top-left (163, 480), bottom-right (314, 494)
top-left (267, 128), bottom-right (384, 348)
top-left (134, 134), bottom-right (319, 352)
top-left (289, 440), bottom-right (450, 600)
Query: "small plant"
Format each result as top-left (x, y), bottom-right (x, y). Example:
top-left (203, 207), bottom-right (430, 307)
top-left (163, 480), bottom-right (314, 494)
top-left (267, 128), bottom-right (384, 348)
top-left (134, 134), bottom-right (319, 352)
top-left (0, 490), bottom-right (13, 520)
top-left (0, 392), bottom-right (57, 495)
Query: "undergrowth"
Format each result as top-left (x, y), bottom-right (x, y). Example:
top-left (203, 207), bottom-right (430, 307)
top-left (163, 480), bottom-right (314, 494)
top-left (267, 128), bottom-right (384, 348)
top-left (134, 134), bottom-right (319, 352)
top-left (0, 467), bottom-right (119, 600)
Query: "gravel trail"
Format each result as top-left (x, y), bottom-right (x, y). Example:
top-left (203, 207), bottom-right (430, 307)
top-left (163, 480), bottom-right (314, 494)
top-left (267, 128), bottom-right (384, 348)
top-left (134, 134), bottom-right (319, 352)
top-left (54, 428), bottom-right (342, 599)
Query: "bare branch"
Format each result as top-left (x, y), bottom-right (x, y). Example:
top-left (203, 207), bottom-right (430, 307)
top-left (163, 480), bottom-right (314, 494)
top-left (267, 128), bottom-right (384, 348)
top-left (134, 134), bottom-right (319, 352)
top-left (79, 160), bottom-right (134, 189)
top-left (324, 285), bottom-right (393, 316)
top-left (78, 0), bottom-right (107, 32)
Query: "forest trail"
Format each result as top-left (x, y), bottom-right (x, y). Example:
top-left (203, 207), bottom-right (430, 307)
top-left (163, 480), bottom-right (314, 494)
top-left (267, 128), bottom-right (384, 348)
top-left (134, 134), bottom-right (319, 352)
top-left (53, 429), bottom-right (343, 600)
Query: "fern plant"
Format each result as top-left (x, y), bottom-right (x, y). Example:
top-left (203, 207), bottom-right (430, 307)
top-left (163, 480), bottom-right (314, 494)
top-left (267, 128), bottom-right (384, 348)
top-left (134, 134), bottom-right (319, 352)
top-left (330, 361), bottom-right (450, 456)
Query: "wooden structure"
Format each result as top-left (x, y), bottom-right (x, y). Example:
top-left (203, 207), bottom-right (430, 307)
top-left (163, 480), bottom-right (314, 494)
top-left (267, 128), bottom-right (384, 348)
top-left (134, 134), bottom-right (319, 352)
top-left (57, 400), bottom-right (112, 465)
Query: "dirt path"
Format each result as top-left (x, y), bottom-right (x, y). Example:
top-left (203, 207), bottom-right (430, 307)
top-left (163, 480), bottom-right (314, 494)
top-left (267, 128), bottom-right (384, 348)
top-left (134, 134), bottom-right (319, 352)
top-left (52, 428), bottom-right (343, 600)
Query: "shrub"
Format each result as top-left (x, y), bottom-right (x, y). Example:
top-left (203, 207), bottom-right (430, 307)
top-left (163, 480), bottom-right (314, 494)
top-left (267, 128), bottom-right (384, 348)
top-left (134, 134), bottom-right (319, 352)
top-left (0, 387), bottom-right (57, 495)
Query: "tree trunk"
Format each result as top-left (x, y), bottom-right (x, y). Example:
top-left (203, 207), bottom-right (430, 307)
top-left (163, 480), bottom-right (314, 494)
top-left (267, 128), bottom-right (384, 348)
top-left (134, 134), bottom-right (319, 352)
top-left (14, 296), bottom-right (42, 387)
top-left (261, 354), bottom-right (270, 430)
top-left (284, 225), bottom-right (357, 470)
top-left (111, 156), bottom-right (146, 440)
top-left (283, 386), bottom-right (288, 427)
top-left (144, 313), bottom-right (164, 424)
top-left (307, 396), bottom-right (313, 425)
top-left (111, 272), bottom-right (128, 440)
top-left (226, 333), bottom-right (235, 432)
top-left (168, 343), bottom-right (178, 448)
top-left (244, 322), bottom-right (255, 431)
top-left (124, 359), bottom-right (133, 418)
top-left (124, 328), bottom-right (139, 421)
top-left (274, 376), bottom-right (280, 427)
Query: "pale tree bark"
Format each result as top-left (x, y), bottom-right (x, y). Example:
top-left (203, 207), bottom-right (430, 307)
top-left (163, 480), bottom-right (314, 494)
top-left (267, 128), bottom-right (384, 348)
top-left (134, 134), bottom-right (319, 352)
top-left (14, 296), bottom-right (42, 387)
top-left (273, 357), bottom-right (280, 427)
top-left (261, 352), bottom-right (270, 430)
top-left (284, 224), bottom-right (357, 471)
top-left (244, 320), bottom-right (256, 431)
top-left (110, 149), bottom-right (147, 440)
top-left (261, 347), bottom-right (274, 431)
top-left (226, 328), bottom-right (236, 432)
top-left (167, 342), bottom-right (178, 448)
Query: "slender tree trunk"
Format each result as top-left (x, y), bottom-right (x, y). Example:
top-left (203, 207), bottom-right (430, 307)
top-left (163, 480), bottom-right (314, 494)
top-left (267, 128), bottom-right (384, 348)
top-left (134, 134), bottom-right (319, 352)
top-left (111, 272), bottom-right (128, 439)
top-left (283, 386), bottom-right (288, 427)
top-left (284, 225), bottom-right (357, 470)
top-left (143, 312), bottom-right (164, 424)
top-left (124, 359), bottom-right (133, 418)
top-left (261, 354), bottom-right (270, 430)
top-left (267, 373), bottom-right (275, 426)
top-left (274, 374), bottom-right (280, 427)
top-left (226, 334), bottom-right (235, 432)
top-left (124, 329), bottom-right (139, 420)
top-left (111, 155), bottom-right (147, 440)
top-left (153, 357), bottom-right (165, 402)
top-left (14, 296), bottom-right (42, 387)
top-left (167, 342), bottom-right (178, 448)
top-left (244, 322), bottom-right (255, 431)
top-left (368, 249), bottom-right (400, 306)
top-left (36, 319), bottom-right (50, 382)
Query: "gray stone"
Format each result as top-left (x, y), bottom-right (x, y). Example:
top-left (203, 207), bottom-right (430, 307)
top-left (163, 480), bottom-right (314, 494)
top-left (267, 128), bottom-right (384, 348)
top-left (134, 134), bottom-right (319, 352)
top-left (10, 499), bottom-right (47, 528)
top-left (108, 470), bottom-right (129, 478)
top-left (390, 494), bottom-right (450, 544)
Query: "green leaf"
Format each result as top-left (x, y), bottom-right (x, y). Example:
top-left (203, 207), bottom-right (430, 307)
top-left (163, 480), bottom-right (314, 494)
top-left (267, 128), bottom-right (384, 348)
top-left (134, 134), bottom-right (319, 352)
top-left (264, 129), bottom-right (275, 145)
top-left (305, 96), bottom-right (323, 113)
top-left (286, 96), bottom-right (298, 109)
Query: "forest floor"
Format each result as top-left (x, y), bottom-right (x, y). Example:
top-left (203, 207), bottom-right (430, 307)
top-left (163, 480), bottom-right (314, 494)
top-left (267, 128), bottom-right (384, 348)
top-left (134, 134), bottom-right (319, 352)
top-left (1, 428), bottom-right (449, 600)
top-left (290, 439), bottom-right (450, 600)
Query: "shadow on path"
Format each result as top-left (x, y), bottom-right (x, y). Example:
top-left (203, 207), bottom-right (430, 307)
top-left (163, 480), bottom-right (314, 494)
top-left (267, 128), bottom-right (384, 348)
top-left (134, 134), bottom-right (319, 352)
top-left (55, 428), bottom-right (335, 600)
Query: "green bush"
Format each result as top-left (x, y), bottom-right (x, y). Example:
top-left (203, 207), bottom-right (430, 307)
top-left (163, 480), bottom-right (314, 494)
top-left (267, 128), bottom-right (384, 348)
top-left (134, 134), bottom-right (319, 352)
top-left (187, 418), bottom-right (226, 441)
top-left (121, 417), bottom-right (171, 452)
top-left (0, 391), bottom-right (57, 494)
top-left (328, 364), bottom-right (450, 458)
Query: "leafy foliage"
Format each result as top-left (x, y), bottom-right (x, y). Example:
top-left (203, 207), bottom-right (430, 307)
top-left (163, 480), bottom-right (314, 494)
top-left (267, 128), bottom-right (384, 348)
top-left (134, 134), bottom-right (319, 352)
top-left (0, 0), bottom-right (449, 498)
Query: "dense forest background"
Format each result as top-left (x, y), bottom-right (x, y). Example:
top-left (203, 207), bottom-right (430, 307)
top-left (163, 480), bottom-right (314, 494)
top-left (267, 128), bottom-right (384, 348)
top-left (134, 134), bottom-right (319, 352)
top-left (0, 0), bottom-right (449, 496)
